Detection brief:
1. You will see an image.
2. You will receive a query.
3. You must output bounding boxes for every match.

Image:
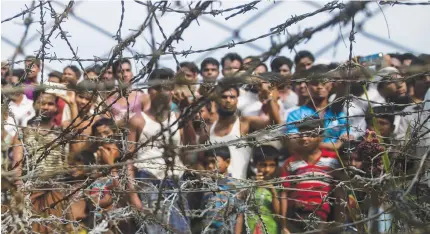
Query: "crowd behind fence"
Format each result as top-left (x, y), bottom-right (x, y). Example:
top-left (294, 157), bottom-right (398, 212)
top-left (1, 1), bottom-right (430, 234)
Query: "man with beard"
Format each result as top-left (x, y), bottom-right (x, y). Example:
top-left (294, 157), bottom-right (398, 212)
top-left (207, 81), bottom-right (281, 180)
top-left (11, 90), bottom-right (68, 182)
top-left (127, 68), bottom-right (196, 233)
top-left (367, 67), bottom-right (410, 137)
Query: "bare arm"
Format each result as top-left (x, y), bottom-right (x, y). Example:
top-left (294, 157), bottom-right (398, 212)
top-left (271, 187), bottom-right (281, 216)
top-left (247, 87), bottom-right (281, 132)
top-left (235, 213), bottom-right (244, 234)
top-left (280, 191), bottom-right (291, 234)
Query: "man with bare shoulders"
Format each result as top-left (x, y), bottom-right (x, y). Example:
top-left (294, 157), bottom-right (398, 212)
top-left (207, 80), bottom-right (282, 179)
top-left (127, 68), bottom-right (196, 233)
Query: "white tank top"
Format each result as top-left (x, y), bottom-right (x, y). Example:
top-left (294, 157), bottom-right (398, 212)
top-left (135, 111), bottom-right (184, 179)
top-left (209, 117), bottom-right (251, 179)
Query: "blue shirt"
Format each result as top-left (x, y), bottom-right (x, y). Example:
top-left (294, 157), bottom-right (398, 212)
top-left (285, 105), bottom-right (347, 143)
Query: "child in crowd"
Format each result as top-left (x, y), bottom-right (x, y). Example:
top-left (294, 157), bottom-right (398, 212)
top-left (280, 118), bottom-right (345, 233)
top-left (200, 146), bottom-right (238, 234)
top-left (235, 145), bottom-right (281, 234)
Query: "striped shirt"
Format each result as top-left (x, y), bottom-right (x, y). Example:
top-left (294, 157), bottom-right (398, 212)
top-left (280, 149), bottom-right (340, 220)
top-left (21, 124), bottom-right (68, 176)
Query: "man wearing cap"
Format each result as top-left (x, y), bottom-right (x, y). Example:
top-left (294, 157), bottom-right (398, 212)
top-left (366, 67), bottom-right (410, 138)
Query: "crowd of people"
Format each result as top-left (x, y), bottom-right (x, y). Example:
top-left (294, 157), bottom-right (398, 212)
top-left (1, 50), bottom-right (430, 234)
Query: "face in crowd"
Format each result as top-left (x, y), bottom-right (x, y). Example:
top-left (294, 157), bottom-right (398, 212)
top-left (278, 64), bottom-right (291, 77)
top-left (201, 63), bottom-right (219, 81)
top-left (180, 66), bottom-right (198, 82)
top-left (102, 66), bottom-right (114, 81)
top-left (296, 56), bottom-right (313, 72)
top-left (75, 92), bottom-right (95, 114)
top-left (307, 79), bottom-right (332, 101)
top-left (36, 93), bottom-right (58, 121)
top-left (24, 60), bottom-right (40, 81)
top-left (63, 67), bottom-right (79, 86)
top-left (206, 156), bottom-right (230, 174)
top-left (216, 88), bottom-right (238, 117)
top-left (222, 59), bottom-right (241, 77)
top-left (383, 73), bottom-right (407, 99)
top-left (116, 62), bottom-right (133, 83)
top-left (255, 158), bottom-right (277, 180)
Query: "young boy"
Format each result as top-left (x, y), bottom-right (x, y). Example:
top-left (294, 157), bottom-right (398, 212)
top-left (235, 145), bottom-right (281, 234)
top-left (280, 118), bottom-right (344, 233)
top-left (200, 146), bottom-right (238, 233)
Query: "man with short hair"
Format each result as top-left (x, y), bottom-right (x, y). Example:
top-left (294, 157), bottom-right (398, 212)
top-left (221, 52), bottom-right (243, 77)
top-left (175, 61), bottom-right (200, 99)
top-left (6, 69), bottom-right (35, 127)
top-left (199, 57), bottom-right (220, 96)
top-left (12, 90), bottom-right (68, 180)
top-left (294, 50), bottom-right (315, 72)
top-left (127, 68), bottom-right (196, 233)
top-left (286, 65), bottom-right (348, 150)
top-left (271, 56), bottom-right (298, 113)
top-left (271, 56), bottom-right (293, 76)
top-left (200, 57), bottom-right (220, 82)
top-left (367, 67), bottom-right (410, 137)
top-left (101, 62), bottom-right (114, 82)
top-left (207, 82), bottom-right (281, 179)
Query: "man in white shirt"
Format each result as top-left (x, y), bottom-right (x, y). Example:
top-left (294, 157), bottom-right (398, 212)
top-left (6, 69), bottom-right (35, 127)
top-left (367, 67), bottom-right (409, 137)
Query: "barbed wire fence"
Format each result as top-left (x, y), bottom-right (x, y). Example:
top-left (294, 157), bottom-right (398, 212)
top-left (2, 1), bottom-right (430, 233)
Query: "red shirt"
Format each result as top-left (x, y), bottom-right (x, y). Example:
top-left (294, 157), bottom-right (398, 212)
top-left (54, 98), bottom-right (66, 126)
top-left (280, 148), bottom-right (340, 221)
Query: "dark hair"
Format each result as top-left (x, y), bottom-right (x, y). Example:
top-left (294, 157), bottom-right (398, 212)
top-left (305, 64), bottom-right (330, 84)
top-left (200, 57), bottom-right (220, 72)
top-left (25, 56), bottom-right (41, 68)
top-left (294, 50), bottom-right (315, 65)
top-left (401, 53), bottom-right (417, 62)
top-left (75, 150), bottom-right (96, 165)
top-left (270, 56), bottom-right (293, 72)
top-left (253, 145), bottom-right (280, 163)
top-left (218, 84), bottom-right (240, 98)
top-left (64, 65), bottom-right (82, 80)
top-left (327, 62), bottom-right (340, 70)
top-left (178, 61), bottom-right (199, 73)
top-left (366, 105), bottom-right (395, 127)
top-left (12, 69), bottom-right (26, 79)
top-left (112, 58), bottom-right (132, 76)
top-left (92, 118), bottom-right (116, 135)
top-left (204, 146), bottom-right (231, 161)
top-left (256, 63), bottom-right (268, 72)
top-left (221, 53), bottom-right (243, 68)
top-left (85, 64), bottom-right (102, 75)
top-left (48, 70), bottom-right (63, 80)
top-left (33, 89), bottom-right (58, 107)
top-left (148, 68), bottom-right (175, 81)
